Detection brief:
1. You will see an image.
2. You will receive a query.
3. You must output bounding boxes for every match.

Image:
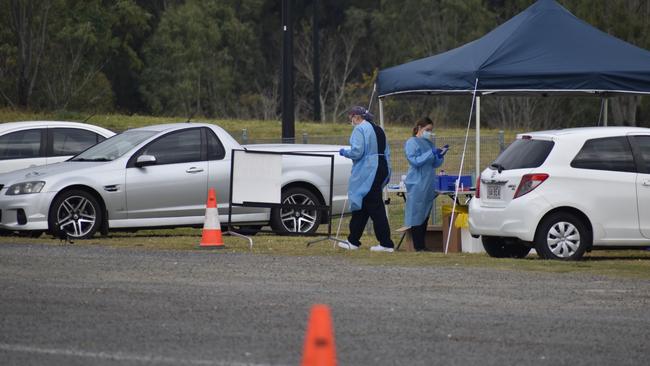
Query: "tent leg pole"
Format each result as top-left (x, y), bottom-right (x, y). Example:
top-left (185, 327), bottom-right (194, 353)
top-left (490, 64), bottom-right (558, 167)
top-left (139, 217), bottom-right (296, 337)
top-left (475, 96), bottom-right (481, 180)
top-left (378, 97), bottom-right (390, 221)
top-left (604, 98), bottom-right (608, 126)
top-left (379, 97), bottom-right (385, 129)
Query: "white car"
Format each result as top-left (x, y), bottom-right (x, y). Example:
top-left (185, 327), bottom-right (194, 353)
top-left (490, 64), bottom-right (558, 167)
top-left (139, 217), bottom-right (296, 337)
top-left (469, 127), bottom-right (650, 260)
top-left (0, 121), bottom-right (115, 174)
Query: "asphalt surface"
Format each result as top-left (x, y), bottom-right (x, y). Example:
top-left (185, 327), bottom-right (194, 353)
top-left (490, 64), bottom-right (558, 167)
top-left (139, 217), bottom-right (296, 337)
top-left (1, 243), bottom-right (649, 366)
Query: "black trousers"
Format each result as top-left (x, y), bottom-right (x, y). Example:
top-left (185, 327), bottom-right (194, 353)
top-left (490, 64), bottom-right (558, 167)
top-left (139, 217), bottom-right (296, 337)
top-left (348, 166), bottom-right (394, 248)
top-left (410, 216), bottom-right (430, 251)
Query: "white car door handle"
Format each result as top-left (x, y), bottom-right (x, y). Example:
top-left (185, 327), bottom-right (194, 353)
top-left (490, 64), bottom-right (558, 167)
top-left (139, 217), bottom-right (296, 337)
top-left (186, 167), bottom-right (204, 174)
top-left (643, 180), bottom-right (650, 186)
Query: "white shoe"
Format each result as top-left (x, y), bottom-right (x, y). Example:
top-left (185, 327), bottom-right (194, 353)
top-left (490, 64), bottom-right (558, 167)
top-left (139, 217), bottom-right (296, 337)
top-left (338, 241), bottom-right (359, 250)
top-left (370, 245), bottom-right (394, 253)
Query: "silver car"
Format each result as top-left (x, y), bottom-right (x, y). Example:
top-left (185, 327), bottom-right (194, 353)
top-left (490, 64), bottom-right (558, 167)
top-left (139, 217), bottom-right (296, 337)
top-left (0, 123), bottom-right (351, 239)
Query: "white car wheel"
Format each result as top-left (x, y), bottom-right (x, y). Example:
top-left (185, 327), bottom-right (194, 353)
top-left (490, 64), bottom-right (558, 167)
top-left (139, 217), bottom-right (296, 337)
top-left (535, 212), bottom-right (590, 260)
top-left (546, 221), bottom-right (580, 258)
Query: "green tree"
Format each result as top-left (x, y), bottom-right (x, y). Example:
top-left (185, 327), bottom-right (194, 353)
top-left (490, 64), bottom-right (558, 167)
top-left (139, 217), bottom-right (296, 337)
top-left (0, 0), bottom-right (53, 108)
top-left (103, 0), bottom-right (152, 113)
top-left (40, 1), bottom-right (128, 110)
top-left (0, 0), bottom-right (149, 111)
top-left (140, 0), bottom-right (262, 118)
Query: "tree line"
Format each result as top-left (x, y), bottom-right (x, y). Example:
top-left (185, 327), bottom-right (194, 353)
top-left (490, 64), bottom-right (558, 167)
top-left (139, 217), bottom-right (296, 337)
top-left (1, 0), bottom-right (649, 129)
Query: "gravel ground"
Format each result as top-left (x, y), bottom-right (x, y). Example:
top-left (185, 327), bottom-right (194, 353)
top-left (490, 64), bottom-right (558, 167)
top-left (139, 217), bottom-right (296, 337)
top-left (1, 243), bottom-right (649, 366)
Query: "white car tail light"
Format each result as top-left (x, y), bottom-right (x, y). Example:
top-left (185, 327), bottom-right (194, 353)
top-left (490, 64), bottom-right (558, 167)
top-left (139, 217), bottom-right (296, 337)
top-left (476, 175), bottom-right (481, 198)
top-left (513, 173), bottom-right (549, 199)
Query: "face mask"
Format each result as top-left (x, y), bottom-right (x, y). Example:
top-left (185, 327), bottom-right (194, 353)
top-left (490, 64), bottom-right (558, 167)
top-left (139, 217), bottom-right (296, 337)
top-left (421, 130), bottom-right (432, 139)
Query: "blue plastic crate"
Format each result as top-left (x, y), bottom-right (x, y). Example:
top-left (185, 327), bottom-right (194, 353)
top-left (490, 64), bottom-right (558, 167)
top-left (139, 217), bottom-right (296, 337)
top-left (437, 175), bottom-right (472, 191)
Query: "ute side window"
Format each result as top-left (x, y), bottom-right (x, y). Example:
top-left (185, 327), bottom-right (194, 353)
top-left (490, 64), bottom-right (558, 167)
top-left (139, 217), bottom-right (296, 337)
top-left (571, 136), bottom-right (636, 173)
top-left (141, 129), bottom-right (202, 165)
top-left (205, 128), bottom-right (225, 160)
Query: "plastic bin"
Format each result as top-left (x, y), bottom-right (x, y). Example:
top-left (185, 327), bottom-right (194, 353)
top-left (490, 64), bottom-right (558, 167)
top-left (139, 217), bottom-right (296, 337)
top-left (437, 175), bottom-right (473, 191)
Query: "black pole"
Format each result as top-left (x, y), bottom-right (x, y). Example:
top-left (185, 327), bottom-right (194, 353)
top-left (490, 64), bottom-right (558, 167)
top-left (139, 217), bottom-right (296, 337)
top-left (312, 0), bottom-right (321, 122)
top-left (281, 0), bottom-right (295, 143)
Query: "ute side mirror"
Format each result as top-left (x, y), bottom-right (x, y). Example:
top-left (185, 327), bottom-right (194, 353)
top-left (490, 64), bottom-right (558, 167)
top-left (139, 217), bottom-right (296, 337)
top-left (135, 154), bottom-right (157, 167)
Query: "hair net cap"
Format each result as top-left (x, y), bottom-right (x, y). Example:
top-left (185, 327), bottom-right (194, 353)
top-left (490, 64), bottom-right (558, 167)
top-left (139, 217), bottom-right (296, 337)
top-left (348, 105), bottom-right (374, 122)
top-left (348, 106), bottom-right (367, 116)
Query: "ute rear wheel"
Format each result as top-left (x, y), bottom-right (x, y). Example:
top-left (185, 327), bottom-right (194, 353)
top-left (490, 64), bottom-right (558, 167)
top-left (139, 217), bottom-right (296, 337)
top-left (271, 187), bottom-right (322, 234)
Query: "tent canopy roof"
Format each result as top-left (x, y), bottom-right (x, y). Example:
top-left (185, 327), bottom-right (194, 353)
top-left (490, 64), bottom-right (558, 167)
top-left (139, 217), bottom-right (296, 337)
top-left (377, 0), bottom-right (650, 97)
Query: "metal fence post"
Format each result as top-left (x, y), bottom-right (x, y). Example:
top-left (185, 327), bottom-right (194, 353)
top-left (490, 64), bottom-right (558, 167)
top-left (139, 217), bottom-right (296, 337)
top-left (242, 129), bottom-right (248, 145)
top-left (498, 130), bottom-right (505, 152)
top-left (302, 132), bottom-right (308, 144)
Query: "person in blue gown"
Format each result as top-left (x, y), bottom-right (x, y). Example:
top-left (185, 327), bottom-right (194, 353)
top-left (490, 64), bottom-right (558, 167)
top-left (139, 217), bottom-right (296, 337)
top-left (338, 106), bottom-right (395, 252)
top-left (404, 117), bottom-right (447, 251)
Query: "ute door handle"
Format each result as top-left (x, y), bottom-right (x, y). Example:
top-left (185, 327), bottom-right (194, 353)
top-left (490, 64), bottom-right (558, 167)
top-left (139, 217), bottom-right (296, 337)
top-left (186, 167), bottom-right (204, 174)
top-left (643, 180), bottom-right (650, 186)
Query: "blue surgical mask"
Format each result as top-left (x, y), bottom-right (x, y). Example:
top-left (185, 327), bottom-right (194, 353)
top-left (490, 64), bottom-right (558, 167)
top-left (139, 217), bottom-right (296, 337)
top-left (421, 130), bottom-right (432, 139)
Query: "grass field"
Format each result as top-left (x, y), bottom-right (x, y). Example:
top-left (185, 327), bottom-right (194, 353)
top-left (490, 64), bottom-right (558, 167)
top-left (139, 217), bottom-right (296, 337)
top-left (3, 221), bottom-right (650, 280)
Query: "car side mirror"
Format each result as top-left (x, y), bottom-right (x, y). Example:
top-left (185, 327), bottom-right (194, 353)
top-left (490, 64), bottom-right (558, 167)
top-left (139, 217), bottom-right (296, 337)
top-left (135, 154), bottom-right (157, 167)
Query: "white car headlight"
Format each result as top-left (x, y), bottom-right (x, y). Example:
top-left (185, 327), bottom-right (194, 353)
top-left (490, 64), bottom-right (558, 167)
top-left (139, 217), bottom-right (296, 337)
top-left (6, 181), bottom-right (45, 195)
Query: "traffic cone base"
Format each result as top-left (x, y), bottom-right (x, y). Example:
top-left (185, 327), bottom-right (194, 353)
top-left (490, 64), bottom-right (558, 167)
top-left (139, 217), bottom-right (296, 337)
top-left (199, 229), bottom-right (224, 249)
top-left (199, 188), bottom-right (225, 249)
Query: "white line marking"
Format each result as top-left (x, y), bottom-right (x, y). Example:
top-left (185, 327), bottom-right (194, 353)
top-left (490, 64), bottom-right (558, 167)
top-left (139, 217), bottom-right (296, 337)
top-left (0, 343), bottom-right (277, 366)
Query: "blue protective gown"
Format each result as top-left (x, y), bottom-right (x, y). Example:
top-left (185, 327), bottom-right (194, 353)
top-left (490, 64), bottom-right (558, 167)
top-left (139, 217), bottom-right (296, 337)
top-left (404, 136), bottom-right (444, 227)
top-left (340, 120), bottom-right (392, 211)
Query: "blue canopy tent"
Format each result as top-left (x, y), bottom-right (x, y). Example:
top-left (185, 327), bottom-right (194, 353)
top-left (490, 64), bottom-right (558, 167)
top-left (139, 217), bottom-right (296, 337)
top-left (376, 0), bottom-right (650, 177)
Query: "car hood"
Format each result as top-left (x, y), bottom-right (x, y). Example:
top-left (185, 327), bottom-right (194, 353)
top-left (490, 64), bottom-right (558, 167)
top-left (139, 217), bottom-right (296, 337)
top-left (0, 161), bottom-right (115, 184)
top-left (242, 144), bottom-right (346, 153)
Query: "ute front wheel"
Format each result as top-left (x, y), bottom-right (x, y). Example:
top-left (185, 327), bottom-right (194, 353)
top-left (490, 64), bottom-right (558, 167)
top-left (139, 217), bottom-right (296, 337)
top-left (48, 190), bottom-right (103, 240)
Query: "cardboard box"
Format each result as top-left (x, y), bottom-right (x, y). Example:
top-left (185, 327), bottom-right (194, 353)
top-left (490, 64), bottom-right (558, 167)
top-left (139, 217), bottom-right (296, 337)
top-left (441, 213), bottom-right (462, 253)
top-left (396, 225), bottom-right (443, 252)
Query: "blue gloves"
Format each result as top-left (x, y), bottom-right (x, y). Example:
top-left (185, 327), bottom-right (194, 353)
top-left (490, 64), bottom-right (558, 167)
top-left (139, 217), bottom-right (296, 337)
top-left (440, 144), bottom-right (449, 156)
top-left (339, 148), bottom-right (347, 157)
top-left (433, 145), bottom-right (449, 158)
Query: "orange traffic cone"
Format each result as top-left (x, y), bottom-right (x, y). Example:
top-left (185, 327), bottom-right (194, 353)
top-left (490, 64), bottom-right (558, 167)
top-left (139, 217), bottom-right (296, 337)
top-left (199, 187), bottom-right (224, 249)
top-left (301, 304), bottom-right (336, 366)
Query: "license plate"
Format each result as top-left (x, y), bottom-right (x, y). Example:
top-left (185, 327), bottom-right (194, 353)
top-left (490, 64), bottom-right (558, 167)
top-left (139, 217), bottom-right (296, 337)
top-left (486, 185), bottom-right (501, 199)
